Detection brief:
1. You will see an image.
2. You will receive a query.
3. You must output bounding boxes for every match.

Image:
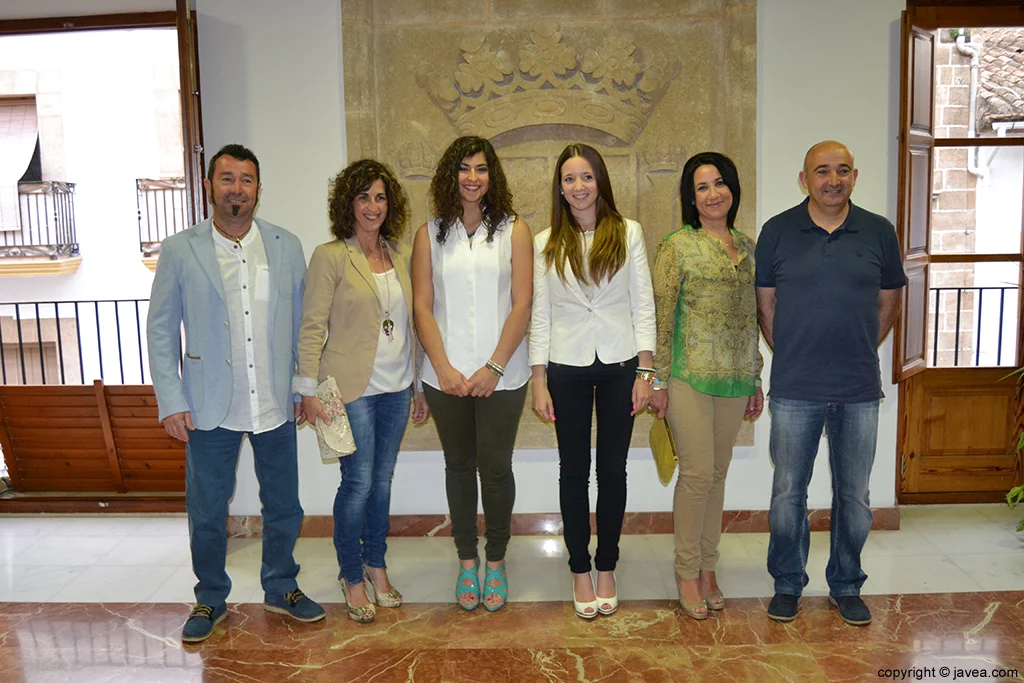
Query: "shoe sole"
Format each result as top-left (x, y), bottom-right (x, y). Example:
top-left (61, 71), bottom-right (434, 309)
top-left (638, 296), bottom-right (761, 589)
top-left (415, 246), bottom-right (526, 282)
top-left (181, 611), bottom-right (227, 643)
top-left (574, 609), bottom-right (598, 619)
top-left (766, 601), bottom-right (799, 622)
top-left (767, 611), bottom-right (798, 623)
top-left (263, 603), bottom-right (327, 623)
top-left (828, 596), bottom-right (872, 626)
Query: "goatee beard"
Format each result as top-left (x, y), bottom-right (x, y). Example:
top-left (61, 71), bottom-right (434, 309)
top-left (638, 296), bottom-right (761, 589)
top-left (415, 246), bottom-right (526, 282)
top-left (231, 205), bottom-right (240, 216)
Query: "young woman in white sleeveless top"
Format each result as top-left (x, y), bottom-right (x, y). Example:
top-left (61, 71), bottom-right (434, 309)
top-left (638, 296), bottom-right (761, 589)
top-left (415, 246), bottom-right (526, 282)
top-left (411, 136), bottom-right (533, 612)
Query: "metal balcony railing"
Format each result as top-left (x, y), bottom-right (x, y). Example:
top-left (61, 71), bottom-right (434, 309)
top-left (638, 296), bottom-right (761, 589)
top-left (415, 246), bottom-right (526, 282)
top-left (0, 300), bottom-right (155, 386)
top-left (0, 182), bottom-right (78, 259)
top-left (137, 178), bottom-right (188, 257)
top-left (929, 285), bottom-right (1020, 367)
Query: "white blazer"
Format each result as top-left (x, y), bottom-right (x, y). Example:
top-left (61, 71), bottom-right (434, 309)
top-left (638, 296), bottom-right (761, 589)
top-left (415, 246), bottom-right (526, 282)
top-left (529, 218), bottom-right (656, 367)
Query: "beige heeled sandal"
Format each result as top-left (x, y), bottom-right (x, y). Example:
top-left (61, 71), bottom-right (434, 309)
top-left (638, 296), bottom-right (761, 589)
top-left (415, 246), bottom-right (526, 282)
top-left (704, 590), bottom-right (725, 611)
top-left (339, 578), bottom-right (376, 624)
top-left (679, 597), bottom-right (709, 621)
top-left (364, 567), bottom-right (403, 608)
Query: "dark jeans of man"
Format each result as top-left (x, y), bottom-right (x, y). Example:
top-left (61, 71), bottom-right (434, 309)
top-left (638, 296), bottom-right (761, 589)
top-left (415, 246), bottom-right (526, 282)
top-left (767, 397), bottom-right (879, 598)
top-left (185, 420), bottom-right (302, 607)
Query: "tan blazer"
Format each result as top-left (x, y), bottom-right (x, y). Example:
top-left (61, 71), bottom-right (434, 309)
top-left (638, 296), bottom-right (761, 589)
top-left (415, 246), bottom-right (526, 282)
top-left (297, 236), bottom-right (421, 401)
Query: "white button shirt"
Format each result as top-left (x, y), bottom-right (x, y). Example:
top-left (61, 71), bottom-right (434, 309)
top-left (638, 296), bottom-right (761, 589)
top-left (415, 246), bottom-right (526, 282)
top-left (420, 216), bottom-right (529, 391)
top-left (213, 225), bottom-right (286, 433)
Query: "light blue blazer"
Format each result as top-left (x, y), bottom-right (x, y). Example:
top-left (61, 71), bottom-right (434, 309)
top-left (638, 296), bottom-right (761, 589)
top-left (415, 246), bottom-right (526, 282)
top-left (147, 218), bottom-right (306, 430)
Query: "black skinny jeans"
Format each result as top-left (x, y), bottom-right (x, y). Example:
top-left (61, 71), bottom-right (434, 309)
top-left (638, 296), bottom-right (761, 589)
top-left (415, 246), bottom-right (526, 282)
top-left (547, 356), bottom-right (637, 573)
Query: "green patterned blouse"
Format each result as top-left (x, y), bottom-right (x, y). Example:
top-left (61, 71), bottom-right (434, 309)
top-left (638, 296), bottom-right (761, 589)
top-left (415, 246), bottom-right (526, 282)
top-left (653, 224), bottom-right (762, 397)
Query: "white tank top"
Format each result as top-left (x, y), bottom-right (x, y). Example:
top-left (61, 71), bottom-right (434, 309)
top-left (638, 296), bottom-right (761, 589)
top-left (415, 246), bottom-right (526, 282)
top-left (420, 216), bottom-right (529, 391)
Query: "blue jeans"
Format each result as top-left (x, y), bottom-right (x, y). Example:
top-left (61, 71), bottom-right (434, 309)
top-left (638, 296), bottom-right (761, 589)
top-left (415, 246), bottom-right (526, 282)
top-left (766, 397), bottom-right (879, 598)
top-left (334, 387), bottom-right (411, 586)
top-left (185, 420), bottom-right (302, 607)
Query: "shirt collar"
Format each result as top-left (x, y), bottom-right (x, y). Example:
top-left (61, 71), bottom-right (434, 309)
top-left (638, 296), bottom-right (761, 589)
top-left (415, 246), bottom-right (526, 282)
top-left (212, 221), bottom-right (259, 249)
top-left (799, 197), bottom-right (860, 234)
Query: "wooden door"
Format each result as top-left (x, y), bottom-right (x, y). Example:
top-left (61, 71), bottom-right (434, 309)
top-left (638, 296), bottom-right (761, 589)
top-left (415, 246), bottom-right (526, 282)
top-left (895, 9), bottom-right (1024, 503)
top-left (900, 368), bottom-right (1019, 499)
top-left (177, 0), bottom-right (206, 226)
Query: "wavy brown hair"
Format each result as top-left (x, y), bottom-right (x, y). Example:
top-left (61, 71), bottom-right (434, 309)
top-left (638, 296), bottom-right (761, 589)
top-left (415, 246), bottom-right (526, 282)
top-left (429, 136), bottom-right (515, 244)
top-left (543, 144), bottom-right (626, 286)
top-left (328, 159), bottom-right (409, 242)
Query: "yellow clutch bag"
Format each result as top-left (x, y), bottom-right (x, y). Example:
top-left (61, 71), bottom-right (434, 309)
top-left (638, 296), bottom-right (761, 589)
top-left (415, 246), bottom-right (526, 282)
top-left (649, 417), bottom-right (678, 486)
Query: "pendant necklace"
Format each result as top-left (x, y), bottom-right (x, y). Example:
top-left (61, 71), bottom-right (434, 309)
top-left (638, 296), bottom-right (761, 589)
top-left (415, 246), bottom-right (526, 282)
top-left (378, 238), bottom-right (394, 342)
top-left (214, 221), bottom-right (250, 244)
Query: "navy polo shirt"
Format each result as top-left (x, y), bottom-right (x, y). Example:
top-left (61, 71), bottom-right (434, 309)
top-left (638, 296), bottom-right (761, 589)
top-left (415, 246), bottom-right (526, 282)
top-left (755, 198), bottom-right (906, 403)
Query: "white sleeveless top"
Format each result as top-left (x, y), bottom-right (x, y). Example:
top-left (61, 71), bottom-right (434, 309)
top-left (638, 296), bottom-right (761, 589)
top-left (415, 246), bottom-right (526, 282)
top-left (364, 268), bottom-right (414, 397)
top-left (421, 216), bottom-right (529, 391)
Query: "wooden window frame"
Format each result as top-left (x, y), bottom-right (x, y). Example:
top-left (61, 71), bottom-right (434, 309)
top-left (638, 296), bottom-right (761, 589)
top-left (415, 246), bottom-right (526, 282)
top-left (897, 3), bottom-right (1024, 380)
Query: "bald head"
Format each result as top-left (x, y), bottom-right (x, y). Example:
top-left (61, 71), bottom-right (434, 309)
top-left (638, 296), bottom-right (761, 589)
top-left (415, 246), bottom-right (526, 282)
top-left (803, 141), bottom-right (854, 175)
top-left (800, 140), bottom-right (858, 215)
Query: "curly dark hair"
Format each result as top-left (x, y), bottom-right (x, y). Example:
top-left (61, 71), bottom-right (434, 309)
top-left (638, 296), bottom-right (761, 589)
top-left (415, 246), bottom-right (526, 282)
top-left (429, 136), bottom-right (515, 244)
top-left (328, 159), bottom-right (409, 242)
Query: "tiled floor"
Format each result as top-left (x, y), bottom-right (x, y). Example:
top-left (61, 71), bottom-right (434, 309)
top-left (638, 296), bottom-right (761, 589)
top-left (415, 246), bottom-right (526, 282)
top-left (0, 505), bottom-right (1022, 681)
top-left (1, 504), bottom-right (1021, 605)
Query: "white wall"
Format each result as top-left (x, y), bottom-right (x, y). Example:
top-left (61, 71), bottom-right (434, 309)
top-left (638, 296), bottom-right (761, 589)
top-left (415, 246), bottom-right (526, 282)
top-left (188, 0), bottom-right (905, 516)
top-left (193, 0), bottom-right (347, 515)
top-left (756, 0), bottom-right (903, 511)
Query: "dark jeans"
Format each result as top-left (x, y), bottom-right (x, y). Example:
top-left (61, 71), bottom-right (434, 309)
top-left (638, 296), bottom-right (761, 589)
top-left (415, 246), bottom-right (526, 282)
top-left (334, 387), bottom-right (412, 586)
top-left (423, 384), bottom-right (527, 562)
top-left (767, 397), bottom-right (880, 597)
top-left (185, 420), bottom-right (302, 607)
top-left (547, 356), bottom-right (637, 573)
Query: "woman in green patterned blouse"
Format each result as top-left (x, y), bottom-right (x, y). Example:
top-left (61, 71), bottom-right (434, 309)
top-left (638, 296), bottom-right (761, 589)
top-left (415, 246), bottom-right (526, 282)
top-left (649, 152), bottom-right (764, 620)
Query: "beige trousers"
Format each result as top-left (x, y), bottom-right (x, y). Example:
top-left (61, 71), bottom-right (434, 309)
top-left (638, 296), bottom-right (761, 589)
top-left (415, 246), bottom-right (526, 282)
top-left (666, 378), bottom-right (747, 580)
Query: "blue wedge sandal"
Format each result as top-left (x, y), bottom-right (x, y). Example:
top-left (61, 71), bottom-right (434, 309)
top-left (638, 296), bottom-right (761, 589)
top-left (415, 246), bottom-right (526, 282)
top-left (455, 558), bottom-right (481, 611)
top-left (483, 561), bottom-right (508, 612)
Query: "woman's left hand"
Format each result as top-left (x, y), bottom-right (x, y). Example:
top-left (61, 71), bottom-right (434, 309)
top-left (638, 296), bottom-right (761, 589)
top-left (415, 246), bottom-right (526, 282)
top-left (745, 387), bottom-right (764, 420)
top-left (411, 391), bottom-right (430, 424)
top-left (631, 377), bottom-right (653, 416)
top-left (466, 367), bottom-right (500, 398)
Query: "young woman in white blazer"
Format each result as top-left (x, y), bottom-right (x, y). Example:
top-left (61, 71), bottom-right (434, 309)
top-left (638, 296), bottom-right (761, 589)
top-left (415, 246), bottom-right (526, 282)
top-left (529, 143), bottom-right (656, 619)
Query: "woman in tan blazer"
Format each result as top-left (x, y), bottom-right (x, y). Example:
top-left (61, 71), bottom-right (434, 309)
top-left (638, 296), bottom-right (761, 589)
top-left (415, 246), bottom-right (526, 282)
top-left (295, 159), bottom-right (428, 624)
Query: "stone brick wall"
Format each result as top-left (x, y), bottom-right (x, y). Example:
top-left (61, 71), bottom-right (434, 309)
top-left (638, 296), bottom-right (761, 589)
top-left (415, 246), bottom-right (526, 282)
top-left (342, 0), bottom-right (757, 450)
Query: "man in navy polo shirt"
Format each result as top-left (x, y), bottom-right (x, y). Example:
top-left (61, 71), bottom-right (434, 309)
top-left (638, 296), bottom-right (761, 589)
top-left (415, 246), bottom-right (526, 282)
top-left (755, 141), bottom-right (905, 626)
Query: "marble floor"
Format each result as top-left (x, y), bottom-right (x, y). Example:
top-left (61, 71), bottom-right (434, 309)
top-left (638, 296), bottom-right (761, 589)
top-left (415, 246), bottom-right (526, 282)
top-left (0, 505), bottom-right (1022, 681)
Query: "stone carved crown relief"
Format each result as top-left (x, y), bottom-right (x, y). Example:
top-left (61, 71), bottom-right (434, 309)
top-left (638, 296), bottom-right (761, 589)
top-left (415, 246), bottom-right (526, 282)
top-left (416, 24), bottom-right (680, 143)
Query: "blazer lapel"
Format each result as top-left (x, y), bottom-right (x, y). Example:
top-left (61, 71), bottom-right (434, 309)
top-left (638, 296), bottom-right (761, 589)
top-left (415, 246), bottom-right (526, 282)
top-left (188, 220), bottom-right (226, 304)
top-left (561, 263), bottom-right (592, 308)
top-left (259, 219), bottom-right (283, 323)
top-left (345, 237), bottom-right (383, 305)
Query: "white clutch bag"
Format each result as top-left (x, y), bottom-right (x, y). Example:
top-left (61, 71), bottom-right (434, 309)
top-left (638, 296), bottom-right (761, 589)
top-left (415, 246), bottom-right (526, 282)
top-left (314, 376), bottom-right (357, 462)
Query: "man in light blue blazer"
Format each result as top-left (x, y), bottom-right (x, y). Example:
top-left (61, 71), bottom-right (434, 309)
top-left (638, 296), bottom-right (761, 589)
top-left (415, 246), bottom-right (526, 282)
top-left (147, 144), bottom-right (324, 643)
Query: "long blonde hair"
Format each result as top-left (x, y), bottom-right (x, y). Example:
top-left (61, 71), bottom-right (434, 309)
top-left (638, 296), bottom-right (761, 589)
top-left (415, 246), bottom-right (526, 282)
top-left (543, 144), bottom-right (626, 286)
